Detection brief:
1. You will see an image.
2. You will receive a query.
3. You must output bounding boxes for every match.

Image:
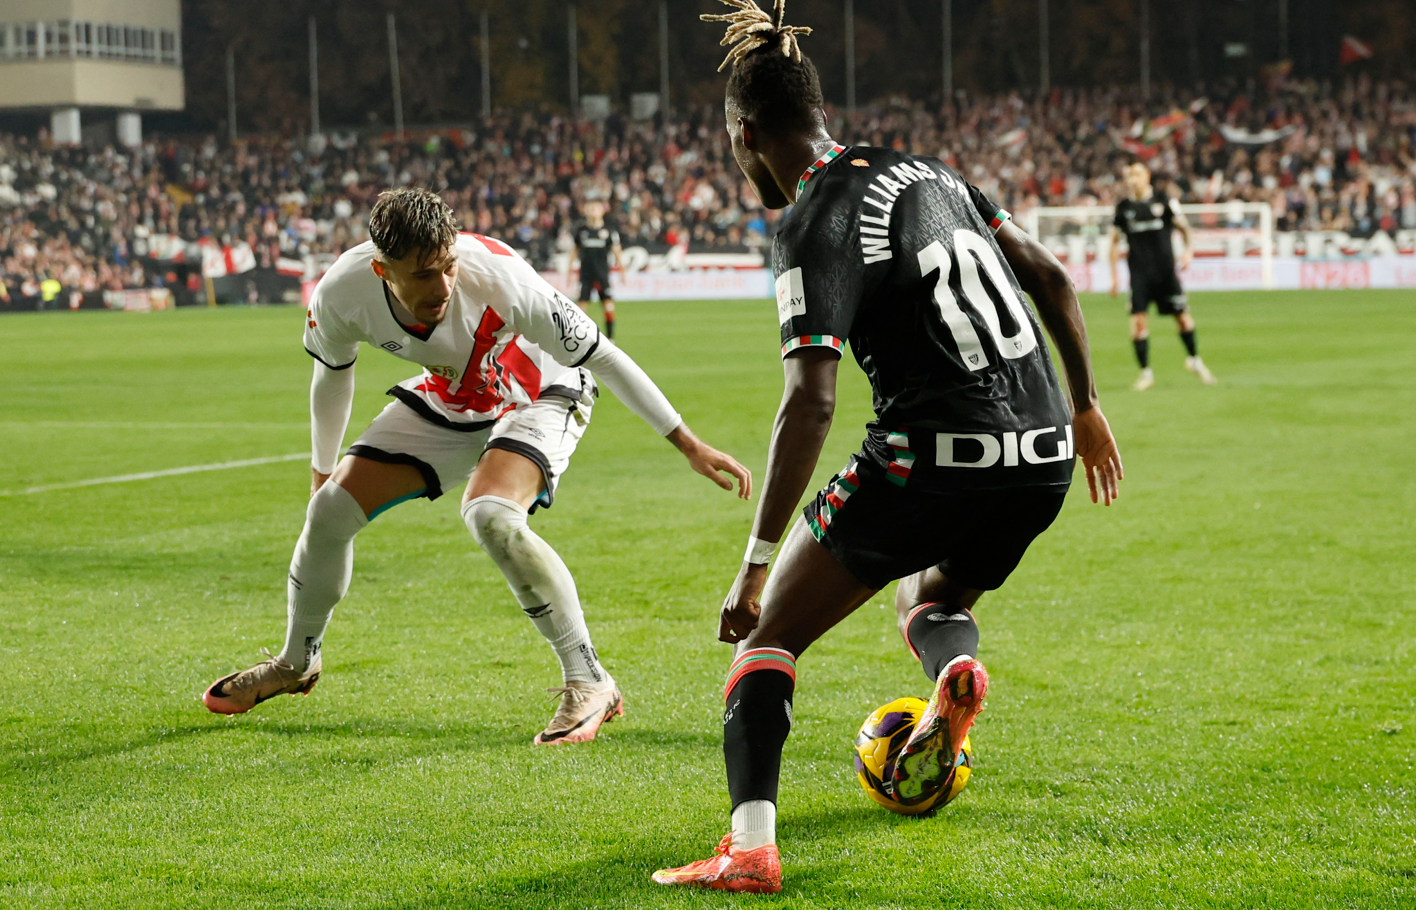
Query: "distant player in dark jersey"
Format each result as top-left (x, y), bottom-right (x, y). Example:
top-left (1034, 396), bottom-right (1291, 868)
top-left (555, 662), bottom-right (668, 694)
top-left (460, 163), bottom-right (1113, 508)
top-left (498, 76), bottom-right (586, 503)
top-left (1109, 162), bottom-right (1216, 390)
top-left (570, 200), bottom-right (622, 339)
top-left (653, 1), bottom-right (1124, 894)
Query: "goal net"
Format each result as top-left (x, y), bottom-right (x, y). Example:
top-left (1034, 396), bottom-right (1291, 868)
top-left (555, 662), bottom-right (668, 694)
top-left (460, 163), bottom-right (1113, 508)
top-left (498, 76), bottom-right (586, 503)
top-left (1022, 203), bottom-right (1275, 292)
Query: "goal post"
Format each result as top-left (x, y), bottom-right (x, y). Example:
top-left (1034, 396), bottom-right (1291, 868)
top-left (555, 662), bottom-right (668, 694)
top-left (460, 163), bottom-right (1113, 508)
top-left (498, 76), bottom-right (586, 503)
top-left (1023, 202), bottom-right (1275, 291)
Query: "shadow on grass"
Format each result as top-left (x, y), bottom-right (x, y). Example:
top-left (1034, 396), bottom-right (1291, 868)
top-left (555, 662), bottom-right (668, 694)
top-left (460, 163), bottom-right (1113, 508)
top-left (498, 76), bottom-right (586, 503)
top-left (1, 711), bottom-right (724, 778)
top-left (592, 725), bottom-right (719, 750)
top-left (0, 723), bottom-right (230, 775)
top-left (416, 833), bottom-right (957, 909)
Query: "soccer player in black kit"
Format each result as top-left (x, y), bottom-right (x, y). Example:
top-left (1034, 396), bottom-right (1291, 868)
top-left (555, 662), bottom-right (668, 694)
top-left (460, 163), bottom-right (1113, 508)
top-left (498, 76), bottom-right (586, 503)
top-left (1109, 162), bottom-right (1217, 390)
top-left (653, 0), bottom-right (1124, 894)
top-left (570, 200), bottom-right (622, 339)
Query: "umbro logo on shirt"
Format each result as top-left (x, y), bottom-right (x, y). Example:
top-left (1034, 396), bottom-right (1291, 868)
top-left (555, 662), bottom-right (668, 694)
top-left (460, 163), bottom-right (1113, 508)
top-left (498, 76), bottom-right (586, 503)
top-left (380, 340), bottom-right (403, 352)
top-left (926, 612), bottom-right (971, 622)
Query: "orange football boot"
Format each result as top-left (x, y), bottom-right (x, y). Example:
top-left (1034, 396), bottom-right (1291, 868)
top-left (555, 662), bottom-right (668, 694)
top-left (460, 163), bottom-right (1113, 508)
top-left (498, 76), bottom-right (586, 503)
top-left (891, 656), bottom-right (988, 803)
top-left (652, 834), bottom-right (782, 894)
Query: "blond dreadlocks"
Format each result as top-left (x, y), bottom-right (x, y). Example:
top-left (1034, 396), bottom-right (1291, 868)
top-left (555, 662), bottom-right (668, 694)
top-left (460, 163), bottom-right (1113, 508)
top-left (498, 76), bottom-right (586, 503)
top-left (701, 0), bottom-right (813, 72)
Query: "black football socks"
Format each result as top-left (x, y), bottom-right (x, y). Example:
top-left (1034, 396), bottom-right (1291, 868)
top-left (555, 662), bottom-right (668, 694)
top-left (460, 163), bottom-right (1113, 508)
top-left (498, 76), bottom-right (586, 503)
top-left (603, 304), bottom-right (616, 339)
top-left (1133, 335), bottom-right (1151, 369)
top-left (904, 604), bottom-right (979, 683)
top-left (1180, 329), bottom-right (1197, 357)
top-left (723, 649), bottom-right (796, 808)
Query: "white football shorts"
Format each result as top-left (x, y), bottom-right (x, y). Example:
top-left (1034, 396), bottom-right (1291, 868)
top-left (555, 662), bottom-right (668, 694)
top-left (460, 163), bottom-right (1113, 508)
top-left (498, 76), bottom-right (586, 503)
top-left (347, 387), bottom-right (594, 511)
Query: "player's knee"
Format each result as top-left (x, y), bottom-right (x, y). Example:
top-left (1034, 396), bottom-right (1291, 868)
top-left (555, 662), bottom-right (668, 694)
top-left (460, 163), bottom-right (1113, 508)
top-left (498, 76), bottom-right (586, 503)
top-left (461, 494), bottom-right (528, 554)
top-left (305, 481), bottom-right (369, 542)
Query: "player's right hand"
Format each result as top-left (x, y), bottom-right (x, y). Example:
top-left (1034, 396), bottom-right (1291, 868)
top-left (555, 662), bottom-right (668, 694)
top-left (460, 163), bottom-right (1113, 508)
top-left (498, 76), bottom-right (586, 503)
top-left (669, 425), bottom-right (753, 499)
top-left (1073, 407), bottom-right (1123, 506)
top-left (719, 563), bottom-right (767, 644)
top-left (311, 468), bottom-right (331, 498)
top-left (1109, 283), bottom-right (1119, 299)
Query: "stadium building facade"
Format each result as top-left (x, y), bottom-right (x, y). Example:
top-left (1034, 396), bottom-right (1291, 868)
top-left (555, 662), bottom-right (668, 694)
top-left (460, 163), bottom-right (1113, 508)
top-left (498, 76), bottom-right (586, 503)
top-left (0, 0), bottom-right (182, 146)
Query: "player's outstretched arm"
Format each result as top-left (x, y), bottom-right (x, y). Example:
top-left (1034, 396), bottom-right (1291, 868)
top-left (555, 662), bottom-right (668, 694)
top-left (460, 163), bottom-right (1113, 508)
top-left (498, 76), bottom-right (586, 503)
top-left (576, 338), bottom-right (751, 498)
top-left (996, 221), bottom-right (1124, 506)
top-left (719, 349), bottom-right (838, 643)
top-left (309, 360), bottom-right (355, 497)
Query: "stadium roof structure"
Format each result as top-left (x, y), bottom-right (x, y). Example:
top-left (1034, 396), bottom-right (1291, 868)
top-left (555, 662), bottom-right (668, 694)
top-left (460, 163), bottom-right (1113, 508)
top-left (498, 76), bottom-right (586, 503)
top-left (0, 0), bottom-right (183, 117)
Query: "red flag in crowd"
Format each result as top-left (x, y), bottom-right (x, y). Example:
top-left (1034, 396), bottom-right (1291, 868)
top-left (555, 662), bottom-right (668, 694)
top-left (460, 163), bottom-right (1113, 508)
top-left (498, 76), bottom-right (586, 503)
top-left (1339, 36), bottom-right (1374, 66)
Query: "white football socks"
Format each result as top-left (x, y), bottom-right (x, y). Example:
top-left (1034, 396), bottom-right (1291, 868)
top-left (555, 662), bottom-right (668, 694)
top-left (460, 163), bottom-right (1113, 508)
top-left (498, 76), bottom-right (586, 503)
top-left (462, 495), bottom-right (607, 685)
top-left (731, 800), bottom-right (776, 851)
top-left (279, 481), bottom-right (368, 672)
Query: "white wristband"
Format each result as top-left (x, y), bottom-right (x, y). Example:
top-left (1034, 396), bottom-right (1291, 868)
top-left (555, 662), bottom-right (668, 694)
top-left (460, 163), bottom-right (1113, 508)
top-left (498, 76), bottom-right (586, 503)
top-left (744, 536), bottom-right (777, 566)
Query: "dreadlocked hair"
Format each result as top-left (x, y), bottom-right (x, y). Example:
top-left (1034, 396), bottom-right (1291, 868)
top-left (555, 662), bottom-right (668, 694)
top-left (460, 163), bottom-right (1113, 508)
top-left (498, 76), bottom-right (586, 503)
top-left (702, 0), bottom-right (823, 133)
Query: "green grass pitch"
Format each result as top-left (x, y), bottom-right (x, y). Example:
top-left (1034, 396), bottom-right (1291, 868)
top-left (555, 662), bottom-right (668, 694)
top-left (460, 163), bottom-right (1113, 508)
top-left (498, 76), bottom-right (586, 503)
top-left (1, 291), bottom-right (1413, 909)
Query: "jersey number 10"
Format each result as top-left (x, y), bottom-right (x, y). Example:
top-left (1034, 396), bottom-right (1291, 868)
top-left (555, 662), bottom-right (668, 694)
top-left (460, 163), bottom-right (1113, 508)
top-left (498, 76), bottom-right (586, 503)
top-left (918, 229), bottom-right (1038, 371)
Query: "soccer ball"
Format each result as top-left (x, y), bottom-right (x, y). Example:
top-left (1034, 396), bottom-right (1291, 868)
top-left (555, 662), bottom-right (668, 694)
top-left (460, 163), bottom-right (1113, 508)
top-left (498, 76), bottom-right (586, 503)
top-left (853, 696), bottom-right (973, 816)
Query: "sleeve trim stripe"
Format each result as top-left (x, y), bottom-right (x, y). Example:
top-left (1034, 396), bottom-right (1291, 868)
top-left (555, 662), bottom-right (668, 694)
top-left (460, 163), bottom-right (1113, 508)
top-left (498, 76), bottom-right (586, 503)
top-left (781, 335), bottom-right (845, 357)
top-left (989, 210), bottom-right (1012, 233)
top-left (306, 348), bottom-right (357, 371)
top-left (570, 334), bottom-right (602, 369)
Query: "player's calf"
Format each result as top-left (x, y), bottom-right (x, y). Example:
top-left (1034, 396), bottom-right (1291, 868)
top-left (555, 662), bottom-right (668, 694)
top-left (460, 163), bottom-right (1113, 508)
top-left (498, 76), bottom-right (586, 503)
top-left (900, 601), bottom-right (979, 683)
top-left (654, 648), bottom-right (795, 893)
top-left (462, 494), bottom-right (610, 689)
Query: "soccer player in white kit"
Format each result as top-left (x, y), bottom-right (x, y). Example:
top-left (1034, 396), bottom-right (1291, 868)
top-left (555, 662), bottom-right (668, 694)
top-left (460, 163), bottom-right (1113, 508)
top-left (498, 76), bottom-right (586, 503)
top-left (203, 188), bottom-right (751, 744)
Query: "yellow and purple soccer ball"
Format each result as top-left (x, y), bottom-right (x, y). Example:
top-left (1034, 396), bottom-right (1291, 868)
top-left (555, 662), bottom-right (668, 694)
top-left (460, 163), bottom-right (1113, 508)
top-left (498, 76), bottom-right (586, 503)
top-left (853, 696), bottom-right (973, 815)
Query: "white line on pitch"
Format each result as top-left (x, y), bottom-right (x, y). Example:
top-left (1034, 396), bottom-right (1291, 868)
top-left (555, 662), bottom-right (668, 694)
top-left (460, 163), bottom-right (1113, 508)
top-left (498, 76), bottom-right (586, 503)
top-left (0, 453), bottom-right (311, 497)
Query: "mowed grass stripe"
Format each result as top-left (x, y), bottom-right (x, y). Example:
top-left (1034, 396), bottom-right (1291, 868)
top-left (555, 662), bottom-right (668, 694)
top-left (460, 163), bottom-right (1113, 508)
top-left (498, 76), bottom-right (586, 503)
top-left (0, 293), bottom-right (1412, 910)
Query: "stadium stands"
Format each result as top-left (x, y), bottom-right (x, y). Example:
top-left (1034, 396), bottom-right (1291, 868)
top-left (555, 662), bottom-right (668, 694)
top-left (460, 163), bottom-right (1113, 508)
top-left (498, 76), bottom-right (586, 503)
top-left (1, 76), bottom-right (1413, 309)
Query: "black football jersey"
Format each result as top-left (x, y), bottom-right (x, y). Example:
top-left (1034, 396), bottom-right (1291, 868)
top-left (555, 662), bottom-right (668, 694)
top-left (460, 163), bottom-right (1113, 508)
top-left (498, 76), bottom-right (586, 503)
top-left (1113, 193), bottom-right (1180, 278)
top-left (574, 225), bottom-right (618, 278)
top-left (773, 145), bottom-right (1073, 490)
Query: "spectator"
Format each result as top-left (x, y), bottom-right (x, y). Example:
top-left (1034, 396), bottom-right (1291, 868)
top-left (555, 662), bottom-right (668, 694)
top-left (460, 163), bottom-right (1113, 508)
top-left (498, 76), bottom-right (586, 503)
top-left (1, 74), bottom-right (1412, 301)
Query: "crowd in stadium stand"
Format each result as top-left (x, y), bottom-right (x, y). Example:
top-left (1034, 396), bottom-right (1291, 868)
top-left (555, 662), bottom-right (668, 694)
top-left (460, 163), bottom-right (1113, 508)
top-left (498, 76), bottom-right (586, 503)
top-left (2, 75), bottom-right (1414, 306)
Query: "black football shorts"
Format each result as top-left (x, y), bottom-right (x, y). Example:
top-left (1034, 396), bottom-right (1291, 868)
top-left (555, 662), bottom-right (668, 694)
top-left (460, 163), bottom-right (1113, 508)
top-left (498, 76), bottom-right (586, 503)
top-left (579, 273), bottom-right (613, 302)
top-left (1130, 271), bottom-right (1188, 316)
top-left (803, 455), bottom-right (1069, 591)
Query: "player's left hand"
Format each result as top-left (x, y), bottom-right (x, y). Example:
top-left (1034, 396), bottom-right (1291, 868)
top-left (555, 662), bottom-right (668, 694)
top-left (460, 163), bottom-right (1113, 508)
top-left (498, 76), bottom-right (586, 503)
top-left (1073, 406), bottom-right (1123, 506)
top-left (669, 425), bottom-right (752, 499)
top-left (719, 563), bottom-right (768, 643)
top-left (1179, 249), bottom-right (1193, 271)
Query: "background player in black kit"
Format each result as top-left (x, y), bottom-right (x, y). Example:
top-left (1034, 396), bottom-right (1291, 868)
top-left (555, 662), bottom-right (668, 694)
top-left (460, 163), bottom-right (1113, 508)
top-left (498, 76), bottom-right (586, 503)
top-left (653, 0), bottom-right (1124, 894)
top-left (1109, 162), bottom-right (1217, 390)
top-left (569, 200), bottom-right (622, 339)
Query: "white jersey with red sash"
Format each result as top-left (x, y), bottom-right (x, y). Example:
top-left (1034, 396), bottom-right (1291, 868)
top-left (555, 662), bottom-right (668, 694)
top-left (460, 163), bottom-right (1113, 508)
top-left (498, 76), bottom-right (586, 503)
top-left (304, 233), bottom-right (602, 428)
